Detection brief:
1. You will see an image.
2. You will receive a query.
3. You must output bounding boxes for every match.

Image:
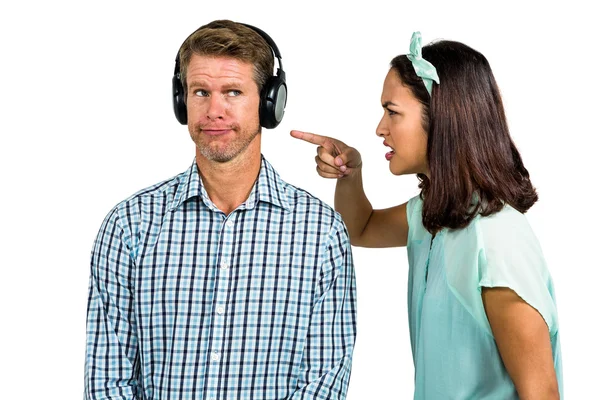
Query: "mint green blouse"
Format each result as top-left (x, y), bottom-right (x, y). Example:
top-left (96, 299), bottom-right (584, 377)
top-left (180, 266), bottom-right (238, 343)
top-left (406, 196), bottom-right (563, 399)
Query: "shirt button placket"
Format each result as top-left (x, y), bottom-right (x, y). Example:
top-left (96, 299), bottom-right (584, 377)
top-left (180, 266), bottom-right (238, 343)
top-left (207, 214), bottom-right (235, 391)
top-left (220, 259), bottom-right (229, 271)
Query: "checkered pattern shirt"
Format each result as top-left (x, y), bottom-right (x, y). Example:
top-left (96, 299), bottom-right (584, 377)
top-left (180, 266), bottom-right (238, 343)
top-left (84, 157), bottom-right (357, 400)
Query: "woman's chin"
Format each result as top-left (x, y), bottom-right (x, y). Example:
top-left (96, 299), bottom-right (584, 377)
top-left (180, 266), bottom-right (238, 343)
top-left (389, 164), bottom-right (404, 176)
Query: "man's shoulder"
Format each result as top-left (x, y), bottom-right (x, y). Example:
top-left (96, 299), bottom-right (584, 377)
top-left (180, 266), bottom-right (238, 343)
top-left (105, 169), bottom-right (188, 225)
top-left (132, 173), bottom-right (183, 201)
top-left (261, 157), bottom-right (337, 220)
top-left (123, 173), bottom-right (182, 207)
top-left (281, 179), bottom-right (331, 210)
top-left (278, 179), bottom-right (345, 230)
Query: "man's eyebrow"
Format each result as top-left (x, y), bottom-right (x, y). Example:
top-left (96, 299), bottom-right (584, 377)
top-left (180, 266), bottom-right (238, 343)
top-left (186, 80), bottom-right (206, 89)
top-left (187, 80), bottom-right (244, 89)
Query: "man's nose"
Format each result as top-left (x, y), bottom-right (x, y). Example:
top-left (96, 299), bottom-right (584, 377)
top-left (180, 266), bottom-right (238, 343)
top-left (206, 95), bottom-right (226, 120)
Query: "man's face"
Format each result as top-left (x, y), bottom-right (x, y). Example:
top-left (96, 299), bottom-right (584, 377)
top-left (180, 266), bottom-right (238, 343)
top-left (186, 54), bottom-right (261, 163)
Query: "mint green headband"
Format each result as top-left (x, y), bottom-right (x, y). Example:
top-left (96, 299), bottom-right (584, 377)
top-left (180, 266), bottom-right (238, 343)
top-left (406, 31), bottom-right (439, 96)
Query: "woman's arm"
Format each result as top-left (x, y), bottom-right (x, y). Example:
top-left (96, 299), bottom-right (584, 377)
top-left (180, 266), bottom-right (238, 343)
top-left (335, 169), bottom-right (408, 247)
top-left (482, 287), bottom-right (560, 400)
top-left (291, 130), bottom-right (408, 248)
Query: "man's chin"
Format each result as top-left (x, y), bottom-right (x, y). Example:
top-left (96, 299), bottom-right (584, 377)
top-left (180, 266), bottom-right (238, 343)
top-left (199, 148), bottom-right (236, 163)
top-left (194, 127), bottom-right (260, 164)
top-left (210, 154), bottom-right (236, 163)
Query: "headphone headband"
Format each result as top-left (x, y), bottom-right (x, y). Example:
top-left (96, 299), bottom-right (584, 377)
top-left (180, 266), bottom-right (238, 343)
top-left (241, 24), bottom-right (283, 70)
top-left (172, 22), bottom-right (287, 128)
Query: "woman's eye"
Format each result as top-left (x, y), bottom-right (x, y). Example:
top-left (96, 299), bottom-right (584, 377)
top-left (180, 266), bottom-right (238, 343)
top-left (387, 109), bottom-right (397, 116)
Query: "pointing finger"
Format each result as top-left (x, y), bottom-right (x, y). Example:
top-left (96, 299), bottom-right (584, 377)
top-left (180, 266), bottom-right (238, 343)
top-left (290, 130), bottom-right (334, 151)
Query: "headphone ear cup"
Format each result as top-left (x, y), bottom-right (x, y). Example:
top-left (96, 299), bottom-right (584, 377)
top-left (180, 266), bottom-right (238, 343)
top-left (259, 76), bottom-right (287, 129)
top-left (172, 74), bottom-right (188, 125)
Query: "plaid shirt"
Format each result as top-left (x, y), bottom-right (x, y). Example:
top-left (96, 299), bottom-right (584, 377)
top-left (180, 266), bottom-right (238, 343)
top-left (84, 157), bottom-right (357, 400)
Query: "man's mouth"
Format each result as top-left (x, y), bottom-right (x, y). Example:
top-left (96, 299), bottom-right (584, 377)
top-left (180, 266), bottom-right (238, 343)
top-left (201, 128), bottom-right (232, 136)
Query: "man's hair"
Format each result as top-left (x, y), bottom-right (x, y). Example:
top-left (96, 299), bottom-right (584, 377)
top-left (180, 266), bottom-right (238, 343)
top-left (390, 40), bottom-right (538, 232)
top-left (178, 20), bottom-right (274, 96)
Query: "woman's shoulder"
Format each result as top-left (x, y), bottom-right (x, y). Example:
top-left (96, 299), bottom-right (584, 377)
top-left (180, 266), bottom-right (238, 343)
top-left (445, 203), bottom-right (559, 336)
top-left (479, 203), bottom-right (531, 227)
top-left (406, 194), bottom-right (423, 218)
top-left (406, 195), bottom-right (427, 241)
top-left (444, 204), bottom-right (548, 274)
top-left (476, 204), bottom-right (541, 254)
top-left (443, 203), bottom-right (551, 290)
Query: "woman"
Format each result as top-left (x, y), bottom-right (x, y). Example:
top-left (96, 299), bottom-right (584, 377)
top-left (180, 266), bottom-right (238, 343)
top-left (291, 32), bottom-right (562, 399)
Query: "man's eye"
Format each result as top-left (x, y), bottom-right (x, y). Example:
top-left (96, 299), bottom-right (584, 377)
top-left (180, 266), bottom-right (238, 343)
top-left (194, 90), bottom-right (208, 97)
top-left (227, 90), bottom-right (241, 97)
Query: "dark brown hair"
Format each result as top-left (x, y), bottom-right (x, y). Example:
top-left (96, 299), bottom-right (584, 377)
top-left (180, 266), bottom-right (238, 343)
top-left (390, 40), bottom-right (538, 232)
top-left (178, 20), bottom-right (274, 96)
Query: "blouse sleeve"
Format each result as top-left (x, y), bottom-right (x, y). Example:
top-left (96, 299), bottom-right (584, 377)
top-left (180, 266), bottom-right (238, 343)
top-left (444, 206), bottom-right (559, 338)
top-left (477, 207), bottom-right (559, 336)
top-left (406, 195), bottom-right (426, 242)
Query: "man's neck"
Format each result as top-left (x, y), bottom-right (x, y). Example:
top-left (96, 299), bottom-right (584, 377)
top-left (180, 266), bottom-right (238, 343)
top-left (196, 147), bottom-right (262, 216)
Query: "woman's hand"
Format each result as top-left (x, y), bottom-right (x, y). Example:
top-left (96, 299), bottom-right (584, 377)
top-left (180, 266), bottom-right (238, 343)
top-left (290, 130), bottom-right (409, 248)
top-left (290, 130), bottom-right (362, 179)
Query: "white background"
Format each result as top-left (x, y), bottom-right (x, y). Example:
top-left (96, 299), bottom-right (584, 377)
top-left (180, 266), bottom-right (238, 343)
top-left (1, 0), bottom-right (598, 398)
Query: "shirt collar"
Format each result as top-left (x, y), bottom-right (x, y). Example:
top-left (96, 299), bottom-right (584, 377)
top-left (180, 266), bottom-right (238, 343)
top-left (169, 156), bottom-right (291, 212)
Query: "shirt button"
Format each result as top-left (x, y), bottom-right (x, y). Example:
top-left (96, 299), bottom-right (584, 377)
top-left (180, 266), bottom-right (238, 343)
top-left (220, 261), bottom-right (228, 270)
top-left (211, 351), bottom-right (220, 361)
top-left (226, 220), bottom-right (235, 228)
top-left (216, 306), bottom-right (225, 315)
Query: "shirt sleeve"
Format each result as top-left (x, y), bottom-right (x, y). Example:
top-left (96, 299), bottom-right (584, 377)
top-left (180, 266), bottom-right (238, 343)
top-left (289, 215), bottom-right (357, 399)
top-left (444, 206), bottom-right (559, 338)
top-left (84, 206), bottom-right (140, 400)
top-left (406, 195), bottom-right (426, 241)
top-left (477, 207), bottom-right (559, 336)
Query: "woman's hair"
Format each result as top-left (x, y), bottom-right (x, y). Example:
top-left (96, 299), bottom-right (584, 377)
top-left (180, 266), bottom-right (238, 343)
top-left (178, 20), bottom-right (274, 97)
top-left (390, 40), bottom-right (538, 232)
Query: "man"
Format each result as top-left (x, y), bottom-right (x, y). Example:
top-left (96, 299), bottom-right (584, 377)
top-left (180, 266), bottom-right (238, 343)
top-left (84, 20), bottom-right (357, 400)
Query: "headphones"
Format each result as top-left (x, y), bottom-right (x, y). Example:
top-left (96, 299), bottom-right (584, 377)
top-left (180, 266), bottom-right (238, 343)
top-left (172, 23), bottom-right (287, 129)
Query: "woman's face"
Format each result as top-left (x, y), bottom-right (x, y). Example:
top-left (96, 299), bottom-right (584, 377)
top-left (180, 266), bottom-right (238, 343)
top-left (376, 68), bottom-right (429, 177)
